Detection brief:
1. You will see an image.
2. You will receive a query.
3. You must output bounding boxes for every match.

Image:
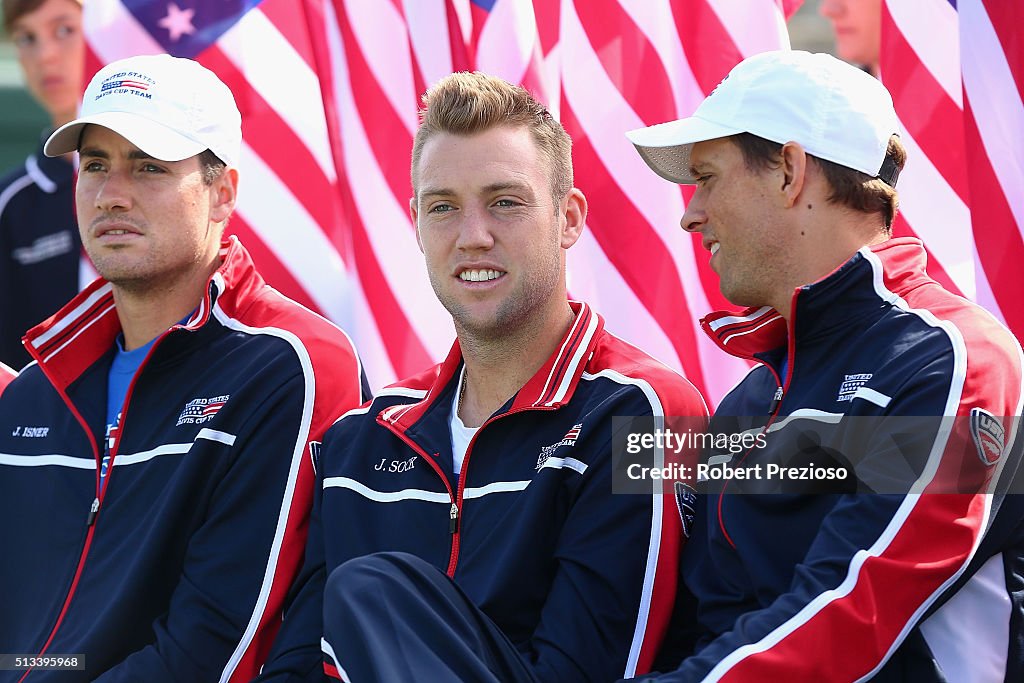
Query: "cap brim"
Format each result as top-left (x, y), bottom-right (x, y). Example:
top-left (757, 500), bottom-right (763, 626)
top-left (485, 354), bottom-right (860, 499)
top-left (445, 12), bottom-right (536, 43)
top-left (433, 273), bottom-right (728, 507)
top-left (44, 111), bottom-right (207, 162)
top-left (626, 116), bottom-right (743, 184)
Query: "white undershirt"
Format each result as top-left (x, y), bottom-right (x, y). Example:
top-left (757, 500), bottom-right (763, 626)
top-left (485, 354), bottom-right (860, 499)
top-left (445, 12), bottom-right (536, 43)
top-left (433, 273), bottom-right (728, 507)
top-left (449, 366), bottom-right (478, 477)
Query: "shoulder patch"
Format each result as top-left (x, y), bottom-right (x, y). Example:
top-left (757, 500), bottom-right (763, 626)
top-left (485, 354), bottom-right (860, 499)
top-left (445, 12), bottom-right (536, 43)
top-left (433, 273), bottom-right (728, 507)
top-left (674, 481), bottom-right (697, 538)
top-left (970, 407), bottom-right (1005, 467)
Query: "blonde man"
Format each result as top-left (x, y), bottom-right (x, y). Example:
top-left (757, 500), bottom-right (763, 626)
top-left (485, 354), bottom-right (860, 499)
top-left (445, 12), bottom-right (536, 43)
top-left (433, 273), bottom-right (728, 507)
top-left (260, 72), bottom-right (708, 683)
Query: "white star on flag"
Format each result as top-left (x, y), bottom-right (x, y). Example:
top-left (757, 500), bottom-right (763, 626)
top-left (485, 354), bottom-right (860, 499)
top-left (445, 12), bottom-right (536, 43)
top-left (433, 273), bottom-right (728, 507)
top-left (157, 3), bottom-right (196, 42)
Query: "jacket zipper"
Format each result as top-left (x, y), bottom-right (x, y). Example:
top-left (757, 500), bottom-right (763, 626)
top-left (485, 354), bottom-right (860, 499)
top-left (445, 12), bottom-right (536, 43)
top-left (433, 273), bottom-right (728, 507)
top-left (716, 291), bottom-right (799, 550)
top-left (20, 334), bottom-right (168, 680)
top-left (382, 403), bottom-right (556, 577)
top-left (15, 397), bottom-right (100, 683)
top-left (383, 428), bottom-right (460, 570)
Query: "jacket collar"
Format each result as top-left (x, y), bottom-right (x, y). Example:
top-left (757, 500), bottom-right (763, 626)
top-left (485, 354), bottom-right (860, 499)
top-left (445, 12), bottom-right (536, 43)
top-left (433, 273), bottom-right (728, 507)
top-left (700, 238), bottom-right (933, 362)
top-left (24, 236), bottom-right (263, 391)
top-left (379, 301), bottom-right (603, 433)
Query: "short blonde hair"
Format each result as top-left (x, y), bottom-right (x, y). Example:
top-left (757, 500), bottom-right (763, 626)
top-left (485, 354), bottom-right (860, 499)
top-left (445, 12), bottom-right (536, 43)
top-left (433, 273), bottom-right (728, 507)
top-left (411, 71), bottom-right (573, 209)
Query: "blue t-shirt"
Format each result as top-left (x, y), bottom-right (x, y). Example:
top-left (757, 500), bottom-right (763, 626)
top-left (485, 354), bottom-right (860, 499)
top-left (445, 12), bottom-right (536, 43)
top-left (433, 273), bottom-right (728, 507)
top-left (102, 335), bottom-right (157, 489)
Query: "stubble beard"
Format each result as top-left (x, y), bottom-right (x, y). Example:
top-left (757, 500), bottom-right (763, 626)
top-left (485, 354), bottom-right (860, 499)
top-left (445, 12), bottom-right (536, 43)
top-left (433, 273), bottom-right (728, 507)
top-left (433, 254), bottom-right (561, 346)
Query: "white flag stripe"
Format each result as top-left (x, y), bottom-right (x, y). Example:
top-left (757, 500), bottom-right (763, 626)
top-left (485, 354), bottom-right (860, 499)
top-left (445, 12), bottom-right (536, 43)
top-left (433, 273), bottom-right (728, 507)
top-left (403, 0), bottom-right (456, 87)
top-left (568, 232), bottom-right (682, 372)
top-left (885, 0), bottom-right (962, 107)
top-left (892, 128), bottom-right (976, 298)
top-left (219, 9), bottom-right (337, 180)
top-left (970, 244), bottom-right (1006, 327)
top-left (237, 143), bottom-right (351, 324)
top-left (348, 264), bottom-right (401, 387)
top-left (619, 0), bottom-right (705, 118)
top-left (705, 0), bottom-right (791, 58)
top-left (342, 0), bottom-right (419, 137)
top-left (562, 3), bottom-right (725, 389)
top-left (476, 0), bottom-right (538, 86)
top-left (330, 18), bottom-right (452, 362)
top-left (960, 0), bottom-right (1024, 240)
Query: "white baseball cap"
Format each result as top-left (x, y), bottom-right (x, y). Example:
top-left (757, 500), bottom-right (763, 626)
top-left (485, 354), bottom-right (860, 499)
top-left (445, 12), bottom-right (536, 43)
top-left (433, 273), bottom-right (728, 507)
top-left (626, 50), bottom-right (901, 185)
top-left (45, 54), bottom-right (241, 168)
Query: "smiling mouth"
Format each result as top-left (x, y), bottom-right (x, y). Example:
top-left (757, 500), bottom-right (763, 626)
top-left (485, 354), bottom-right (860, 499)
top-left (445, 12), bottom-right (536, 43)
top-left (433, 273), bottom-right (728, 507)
top-left (459, 269), bottom-right (506, 282)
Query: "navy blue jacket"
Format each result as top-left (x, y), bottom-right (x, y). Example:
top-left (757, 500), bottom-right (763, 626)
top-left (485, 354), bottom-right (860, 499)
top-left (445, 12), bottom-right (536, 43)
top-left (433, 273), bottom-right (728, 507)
top-left (0, 141), bottom-right (82, 370)
top-left (0, 237), bottom-right (366, 682)
top-left (262, 302), bottom-right (709, 682)
top-left (647, 239), bottom-right (1024, 682)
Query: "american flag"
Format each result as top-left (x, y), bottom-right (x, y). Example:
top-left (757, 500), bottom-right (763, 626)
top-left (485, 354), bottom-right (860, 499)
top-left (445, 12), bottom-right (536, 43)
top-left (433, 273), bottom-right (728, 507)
top-left (82, 0), bottom-right (1019, 408)
top-left (880, 0), bottom-right (1023, 344)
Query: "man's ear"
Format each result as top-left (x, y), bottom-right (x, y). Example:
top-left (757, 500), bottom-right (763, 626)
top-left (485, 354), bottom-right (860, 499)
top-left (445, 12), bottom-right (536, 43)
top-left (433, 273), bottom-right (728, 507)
top-left (779, 141), bottom-right (808, 209)
top-left (410, 196), bottom-right (424, 254)
top-left (210, 168), bottom-right (239, 223)
top-left (560, 188), bottom-right (587, 249)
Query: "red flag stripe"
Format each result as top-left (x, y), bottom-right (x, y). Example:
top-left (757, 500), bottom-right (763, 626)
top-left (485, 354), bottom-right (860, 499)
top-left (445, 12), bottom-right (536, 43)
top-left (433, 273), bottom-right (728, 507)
top-left (562, 106), bottom-right (708, 395)
top-left (227, 216), bottom-right (321, 312)
top-left (880, 5), bottom-right (968, 203)
top-left (977, 0), bottom-right (1024, 104)
top-left (670, 0), bottom-right (744, 95)
top-left (259, 0), bottom-right (318, 71)
top-left (574, 0), bottom-right (678, 127)
top-left (199, 49), bottom-right (340, 236)
top-left (963, 101), bottom-right (1024, 336)
top-left (335, 2), bottom-right (416, 207)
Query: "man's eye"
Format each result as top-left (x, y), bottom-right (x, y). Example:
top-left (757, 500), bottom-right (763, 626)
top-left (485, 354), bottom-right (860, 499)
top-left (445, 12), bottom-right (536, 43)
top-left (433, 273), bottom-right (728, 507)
top-left (141, 164), bottom-right (164, 173)
top-left (428, 203), bottom-right (454, 213)
top-left (82, 161), bottom-right (105, 172)
top-left (55, 24), bottom-right (77, 40)
top-left (494, 199), bottom-right (520, 208)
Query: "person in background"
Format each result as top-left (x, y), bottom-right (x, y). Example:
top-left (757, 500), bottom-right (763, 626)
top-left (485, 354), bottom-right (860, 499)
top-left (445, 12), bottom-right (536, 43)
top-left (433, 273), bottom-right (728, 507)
top-left (0, 0), bottom-right (87, 369)
top-left (626, 50), bottom-right (1023, 682)
top-left (819, 0), bottom-right (881, 76)
top-left (259, 71), bottom-right (708, 683)
top-left (0, 54), bottom-right (367, 681)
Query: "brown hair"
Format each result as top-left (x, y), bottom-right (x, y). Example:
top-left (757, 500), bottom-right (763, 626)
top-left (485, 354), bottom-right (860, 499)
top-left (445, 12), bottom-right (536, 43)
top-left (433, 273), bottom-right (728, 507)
top-left (3, 0), bottom-right (81, 33)
top-left (411, 71), bottom-right (572, 209)
top-left (732, 132), bottom-right (907, 231)
top-left (198, 149), bottom-right (226, 186)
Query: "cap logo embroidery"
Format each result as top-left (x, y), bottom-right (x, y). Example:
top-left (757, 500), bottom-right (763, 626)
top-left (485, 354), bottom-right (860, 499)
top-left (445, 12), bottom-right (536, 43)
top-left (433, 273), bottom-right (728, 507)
top-left (97, 71), bottom-right (155, 101)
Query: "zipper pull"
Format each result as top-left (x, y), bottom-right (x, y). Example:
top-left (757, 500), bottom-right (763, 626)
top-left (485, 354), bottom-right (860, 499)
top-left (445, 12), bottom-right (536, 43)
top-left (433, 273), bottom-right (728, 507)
top-left (449, 502), bottom-right (459, 534)
top-left (87, 497), bottom-right (100, 526)
top-left (769, 386), bottom-right (784, 414)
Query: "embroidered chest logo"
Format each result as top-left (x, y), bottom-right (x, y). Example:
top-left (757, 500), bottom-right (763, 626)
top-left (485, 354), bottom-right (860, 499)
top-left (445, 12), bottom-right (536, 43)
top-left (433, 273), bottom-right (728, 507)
top-left (970, 408), bottom-right (1005, 467)
top-left (176, 395), bottom-right (230, 426)
top-left (536, 423), bottom-right (583, 470)
top-left (836, 373), bottom-right (872, 402)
